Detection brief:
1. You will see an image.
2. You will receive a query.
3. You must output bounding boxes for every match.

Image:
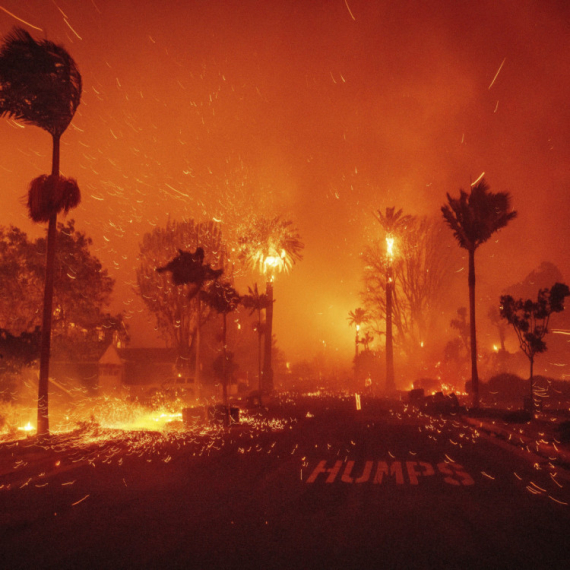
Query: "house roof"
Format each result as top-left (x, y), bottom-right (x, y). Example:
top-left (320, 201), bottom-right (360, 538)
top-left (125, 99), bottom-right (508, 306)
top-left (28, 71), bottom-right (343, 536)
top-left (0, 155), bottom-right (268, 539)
top-left (98, 346), bottom-right (178, 364)
top-left (99, 344), bottom-right (123, 366)
top-left (117, 347), bottom-right (178, 363)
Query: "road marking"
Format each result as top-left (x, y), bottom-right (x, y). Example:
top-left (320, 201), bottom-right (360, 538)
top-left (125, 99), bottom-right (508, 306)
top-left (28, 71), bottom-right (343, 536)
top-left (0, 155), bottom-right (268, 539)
top-left (306, 459), bottom-right (475, 486)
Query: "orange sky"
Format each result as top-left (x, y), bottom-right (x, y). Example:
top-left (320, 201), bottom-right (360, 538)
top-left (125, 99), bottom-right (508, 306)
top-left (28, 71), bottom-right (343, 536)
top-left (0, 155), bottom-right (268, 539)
top-left (1, 0), bottom-right (569, 362)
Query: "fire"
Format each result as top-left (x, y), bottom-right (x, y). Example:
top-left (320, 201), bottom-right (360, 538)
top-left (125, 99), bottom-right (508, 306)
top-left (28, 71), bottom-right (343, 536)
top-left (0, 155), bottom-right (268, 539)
top-left (263, 248), bottom-right (287, 274)
top-left (17, 422), bottom-right (34, 433)
top-left (386, 236), bottom-right (394, 258)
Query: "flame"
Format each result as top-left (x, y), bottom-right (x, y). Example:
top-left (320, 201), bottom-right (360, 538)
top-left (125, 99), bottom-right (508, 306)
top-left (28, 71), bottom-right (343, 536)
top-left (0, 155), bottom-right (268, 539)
top-left (17, 422), bottom-right (35, 432)
top-left (386, 236), bottom-right (394, 258)
top-left (263, 249), bottom-right (287, 274)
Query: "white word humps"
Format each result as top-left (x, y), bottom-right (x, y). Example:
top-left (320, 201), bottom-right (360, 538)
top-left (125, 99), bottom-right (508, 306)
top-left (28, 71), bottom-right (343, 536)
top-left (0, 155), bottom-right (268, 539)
top-left (306, 460), bottom-right (474, 486)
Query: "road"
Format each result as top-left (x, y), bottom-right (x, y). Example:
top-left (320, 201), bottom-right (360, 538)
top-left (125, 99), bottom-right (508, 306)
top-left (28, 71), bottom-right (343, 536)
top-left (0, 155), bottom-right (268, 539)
top-left (1, 395), bottom-right (570, 569)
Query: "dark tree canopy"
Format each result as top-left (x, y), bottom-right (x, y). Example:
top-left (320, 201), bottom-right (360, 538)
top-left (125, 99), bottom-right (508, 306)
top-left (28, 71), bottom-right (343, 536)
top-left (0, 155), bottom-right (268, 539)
top-left (0, 27), bottom-right (82, 137)
top-left (0, 221), bottom-right (124, 358)
top-left (157, 247), bottom-right (223, 289)
top-left (500, 283), bottom-right (570, 364)
top-left (201, 281), bottom-right (241, 316)
top-left (441, 179), bottom-right (517, 251)
top-left (137, 219), bottom-right (230, 353)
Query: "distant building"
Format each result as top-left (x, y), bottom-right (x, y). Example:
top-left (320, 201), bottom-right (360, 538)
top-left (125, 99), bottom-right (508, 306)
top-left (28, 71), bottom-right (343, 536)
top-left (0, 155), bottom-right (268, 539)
top-left (97, 346), bottom-right (179, 393)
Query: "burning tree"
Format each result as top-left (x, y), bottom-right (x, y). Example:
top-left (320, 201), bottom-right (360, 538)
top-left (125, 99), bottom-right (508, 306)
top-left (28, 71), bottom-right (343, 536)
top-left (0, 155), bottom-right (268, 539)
top-left (374, 207), bottom-right (413, 391)
top-left (500, 282), bottom-right (570, 413)
top-left (0, 28), bottom-right (82, 436)
top-left (442, 179), bottom-right (517, 408)
top-left (361, 216), bottom-right (459, 365)
top-left (238, 216), bottom-right (303, 392)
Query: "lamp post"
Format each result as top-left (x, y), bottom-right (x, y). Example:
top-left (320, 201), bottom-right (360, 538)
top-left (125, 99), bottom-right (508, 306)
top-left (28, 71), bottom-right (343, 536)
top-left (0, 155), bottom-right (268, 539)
top-left (261, 253), bottom-right (282, 393)
top-left (385, 235), bottom-right (395, 393)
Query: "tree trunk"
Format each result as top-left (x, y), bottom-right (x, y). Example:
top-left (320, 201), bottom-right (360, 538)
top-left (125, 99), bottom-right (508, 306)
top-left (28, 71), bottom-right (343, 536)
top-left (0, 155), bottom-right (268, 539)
top-left (195, 296), bottom-right (201, 400)
top-left (257, 309), bottom-right (263, 406)
top-left (529, 357), bottom-right (534, 415)
top-left (222, 312), bottom-right (229, 426)
top-left (386, 267), bottom-right (395, 393)
top-left (263, 281), bottom-right (274, 393)
top-left (468, 247), bottom-right (479, 408)
top-left (37, 134), bottom-right (61, 437)
top-left (354, 329), bottom-right (359, 381)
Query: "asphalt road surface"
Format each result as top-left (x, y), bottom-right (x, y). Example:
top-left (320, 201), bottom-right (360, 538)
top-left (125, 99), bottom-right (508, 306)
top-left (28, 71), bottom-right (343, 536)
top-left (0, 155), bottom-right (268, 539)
top-left (1, 395), bottom-right (570, 569)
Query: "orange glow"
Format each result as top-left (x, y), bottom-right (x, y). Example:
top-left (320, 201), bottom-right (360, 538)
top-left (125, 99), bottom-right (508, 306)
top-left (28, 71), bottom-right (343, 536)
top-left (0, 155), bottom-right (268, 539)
top-left (17, 422), bottom-right (34, 433)
top-left (386, 237), bottom-right (395, 259)
top-left (0, 1), bottom-right (568, 369)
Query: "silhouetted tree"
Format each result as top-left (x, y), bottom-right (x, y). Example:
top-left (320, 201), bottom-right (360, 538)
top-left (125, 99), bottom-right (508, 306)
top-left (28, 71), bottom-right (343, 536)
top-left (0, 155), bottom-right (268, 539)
top-left (201, 280), bottom-right (240, 418)
top-left (0, 28), bottom-right (82, 435)
top-left (347, 308), bottom-right (368, 366)
top-left (359, 331), bottom-right (374, 352)
top-left (241, 284), bottom-right (271, 400)
top-left (450, 307), bottom-right (470, 354)
top-left (137, 220), bottom-right (228, 359)
top-left (442, 179), bottom-right (517, 408)
top-left (0, 222), bottom-right (124, 360)
top-left (500, 283), bottom-right (570, 413)
top-left (362, 217), bottom-right (459, 367)
top-left (487, 305), bottom-right (507, 352)
top-left (0, 327), bottom-right (41, 401)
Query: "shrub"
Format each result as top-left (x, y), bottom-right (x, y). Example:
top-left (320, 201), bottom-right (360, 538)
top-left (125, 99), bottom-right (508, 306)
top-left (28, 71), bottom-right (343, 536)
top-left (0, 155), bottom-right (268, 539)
top-left (486, 373), bottom-right (526, 401)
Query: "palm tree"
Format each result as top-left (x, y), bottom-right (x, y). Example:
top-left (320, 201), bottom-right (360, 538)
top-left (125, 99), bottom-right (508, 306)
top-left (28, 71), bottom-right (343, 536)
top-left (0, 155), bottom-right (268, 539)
top-left (360, 331), bottom-right (374, 352)
top-left (239, 216), bottom-right (303, 392)
top-left (0, 28), bottom-right (82, 436)
top-left (241, 284), bottom-right (271, 402)
top-left (442, 178), bottom-right (517, 408)
top-left (347, 308), bottom-right (368, 361)
top-left (156, 246), bottom-right (224, 400)
top-left (374, 207), bottom-right (412, 392)
top-left (201, 281), bottom-right (241, 422)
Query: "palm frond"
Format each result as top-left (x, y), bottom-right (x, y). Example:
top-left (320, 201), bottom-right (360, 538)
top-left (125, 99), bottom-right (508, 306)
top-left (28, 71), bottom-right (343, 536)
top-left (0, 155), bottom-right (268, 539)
top-left (374, 207), bottom-right (413, 236)
top-left (238, 216), bottom-right (304, 276)
top-left (0, 27), bottom-right (81, 137)
top-left (27, 174), bottom-right (81, 223)
top-left (441, 179), bottom-right (517, 250)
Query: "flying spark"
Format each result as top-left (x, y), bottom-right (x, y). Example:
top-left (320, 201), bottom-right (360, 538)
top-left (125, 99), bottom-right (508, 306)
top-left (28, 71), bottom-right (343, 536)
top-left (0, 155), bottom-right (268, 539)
top-left (489, 58), bottom-right (506, 89)
top-left (0, 5), bottom-right (43, 30)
